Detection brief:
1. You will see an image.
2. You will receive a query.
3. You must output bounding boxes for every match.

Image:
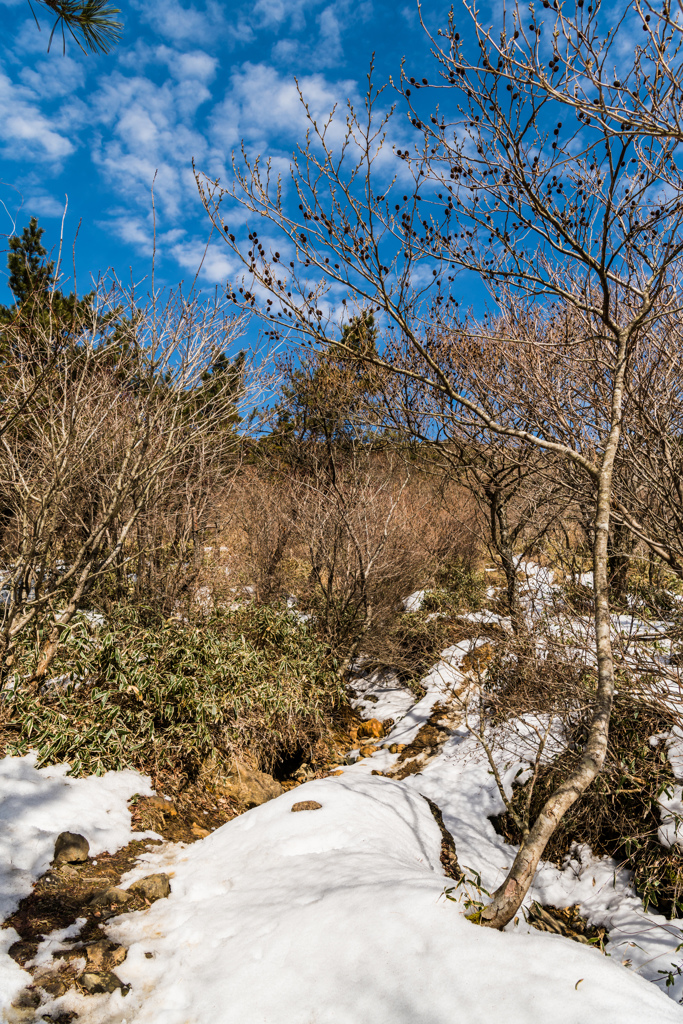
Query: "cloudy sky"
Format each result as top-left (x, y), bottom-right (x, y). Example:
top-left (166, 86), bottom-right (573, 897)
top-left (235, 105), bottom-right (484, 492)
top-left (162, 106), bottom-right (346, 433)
top-left (0, 0), bottom-right (455, 303)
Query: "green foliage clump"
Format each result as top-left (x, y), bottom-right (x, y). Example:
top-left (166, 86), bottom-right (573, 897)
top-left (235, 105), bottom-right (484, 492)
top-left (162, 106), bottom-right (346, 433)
top-left (423, 559), bottom-right (486, 615)
top-left (0, 604), bottom-right (344, 779)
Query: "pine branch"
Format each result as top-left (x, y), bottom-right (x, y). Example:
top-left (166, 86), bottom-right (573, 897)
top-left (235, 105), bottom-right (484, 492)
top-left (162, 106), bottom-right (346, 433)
top-left (30, 0), bottom-right (122, 55)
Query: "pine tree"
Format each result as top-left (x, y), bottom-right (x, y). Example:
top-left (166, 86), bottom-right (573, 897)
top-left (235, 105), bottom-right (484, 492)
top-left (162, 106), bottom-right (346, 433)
top-left (0, 216), bottom-right (95, 326)
top-left (274, 311), bottom-right (383, 447)
top-left (5, 217), bottom-right (53, 306)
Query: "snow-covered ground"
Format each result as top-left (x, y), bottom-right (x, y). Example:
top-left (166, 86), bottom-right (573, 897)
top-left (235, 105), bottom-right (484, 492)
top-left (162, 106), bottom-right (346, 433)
top-left (0, 754), bottom-right (153, 1017)
top-left (2, 755), bottom-right (681, 1024)
top-left (3, 563), bottom-right (683, 1021)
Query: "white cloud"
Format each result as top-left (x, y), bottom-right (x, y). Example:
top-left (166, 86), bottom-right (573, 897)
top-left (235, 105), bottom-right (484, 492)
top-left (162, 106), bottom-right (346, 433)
top-left (100, 211), bottom-right (154, 251)
top-left (19, 55), bottom-right (86, 98)
top-left (209, 62), bottom-right (358, 154)
top-left (23, 190), bottom-right (66, 218)
top-left (171, 236), bottom-right (240, 283)
top-left (0, 68), bottom-right (74, 161)
top-left (134, 0), bottom-right (225, 45)
top-left (317, 5), bottom-right (341, 62)
top-left (119, 43), bottom-right (218, 86)
top-left (86, 71), bottom-right (214, 218)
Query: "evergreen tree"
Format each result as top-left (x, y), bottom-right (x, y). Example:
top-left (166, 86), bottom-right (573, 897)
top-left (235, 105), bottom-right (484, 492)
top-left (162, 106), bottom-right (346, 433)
top-left (5, 217), bottom-right (53, 306)
top-left (0, 216), bottom-right (95, 326)
top-left (197, 349), bottom-right (245, 433)
top-left (275, 312), bottom-right (383, 447)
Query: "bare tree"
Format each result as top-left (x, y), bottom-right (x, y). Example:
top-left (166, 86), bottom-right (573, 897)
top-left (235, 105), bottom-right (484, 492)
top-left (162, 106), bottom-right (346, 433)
top-left (197, 2), bottom-right (683, 927)
top-left (0, 277), bottom-right (248, 684)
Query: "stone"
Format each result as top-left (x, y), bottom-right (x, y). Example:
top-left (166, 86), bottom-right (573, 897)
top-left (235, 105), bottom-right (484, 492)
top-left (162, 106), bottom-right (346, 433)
top-left (80, 971), bottom-right (127, 995)
top-left (53, 832), bottom-right (89, 864)
top-left (359, 745), bottom-right (377, 758)
top-left (217, 764), bottom-right (283, 809)
top-left (84, 939), bottom-right (126, 969)
top-left (357, 718), bottom-right (384, 739)
top-left (142, 795), bottom-right (177, 816)
top-left (89, 887), bottom-right (133, 910)
top-left (129, 873), bottom-right (171, 901)
top-left (191, 822), bottom-right (211, 839)
top-left (34, 968), bottom-right (69, 998)
top-left (291, 800), bottom-right (322, 812)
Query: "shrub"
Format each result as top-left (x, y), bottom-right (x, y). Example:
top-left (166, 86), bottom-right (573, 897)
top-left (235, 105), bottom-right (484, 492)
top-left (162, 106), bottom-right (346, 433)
top-left (0, 604), bottom-right (344, 780)
top-left (492, 689), bottom-right (683, 919)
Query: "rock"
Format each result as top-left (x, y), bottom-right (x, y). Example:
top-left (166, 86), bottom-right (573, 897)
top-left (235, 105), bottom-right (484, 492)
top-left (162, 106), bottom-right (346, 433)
top-left (359, 745), bottom-right (377, 758)
top-left (141, 794), bottom-right (177, 816)
top-left (129, 873), bottom-right (171, 901)
top-left (357, 718), bottom-right (384, 739)
top-left (80, 971), bottom-right (127, 995)
top-left (345, 752), bottom-right (358, 765)
top-left (291, 800), bottom-right (322, 812)
top-left (34, 969), bottom-right (68, 998)
top-left (191, 822), bottom-right (211, 839)
top-left (54, 831), bottom-right (89, 864)
top-left (217, 764), bottom-right (283, 808)
top-left (89, 887), bottom-right (133, 909)
top-left (85, 939), bottom-right (126, 969)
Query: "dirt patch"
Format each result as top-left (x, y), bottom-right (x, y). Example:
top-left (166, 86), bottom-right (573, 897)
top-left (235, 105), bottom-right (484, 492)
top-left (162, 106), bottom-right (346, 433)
top-left (425, 797), bottom-right (463, 882)
top-left (527, 901), bottom-right (607, 950)
top-left (387, 703), bottom-right (455, 780)
top-left (3, 781), bottom-right (244, 1020)
top-left (130, 785), bottom-right (238, 843)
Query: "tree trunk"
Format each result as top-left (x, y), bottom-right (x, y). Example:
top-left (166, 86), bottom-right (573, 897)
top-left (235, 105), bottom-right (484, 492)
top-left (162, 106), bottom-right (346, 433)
top-left (479, 335), bottom-right (627, 929)
top-left (478, 472), bottom-right (616, 928)
top-left (487, 486), bottom-right (524, 636)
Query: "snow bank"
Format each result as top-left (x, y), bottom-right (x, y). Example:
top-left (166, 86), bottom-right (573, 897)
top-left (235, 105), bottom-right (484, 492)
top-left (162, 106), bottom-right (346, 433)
top-left (0, 753), bottom-right (152, 1015)
top-left (52, 774), bottom-right (677, 1024)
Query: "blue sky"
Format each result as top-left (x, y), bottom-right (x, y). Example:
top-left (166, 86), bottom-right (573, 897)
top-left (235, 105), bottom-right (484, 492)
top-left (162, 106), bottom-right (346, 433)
top-left (0, 0), bottom-right (461, 304)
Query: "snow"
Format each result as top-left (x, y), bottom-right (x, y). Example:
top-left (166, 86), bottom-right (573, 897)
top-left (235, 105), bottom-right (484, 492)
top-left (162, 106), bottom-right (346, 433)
top-left (349, 668), bottom-right (415, 722)
top-left (0, 753), bottom-right (153, 1016)
top-left (42, 774), bottom-right (677, 1024)
top-left (5, 566), bottom-right (683, 1021)
top-left (403, 588), bottom-right (426, 612)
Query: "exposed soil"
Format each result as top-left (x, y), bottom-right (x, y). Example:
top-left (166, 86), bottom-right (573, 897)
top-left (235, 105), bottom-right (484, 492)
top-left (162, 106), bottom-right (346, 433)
top-left (527, 901), bottom-right (608, 950)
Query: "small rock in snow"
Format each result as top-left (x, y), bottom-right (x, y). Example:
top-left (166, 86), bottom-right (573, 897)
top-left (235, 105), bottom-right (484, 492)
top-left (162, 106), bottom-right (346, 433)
top-left (291, 801), bottom-right (322, 812)
top-left (129, 873), bottom-right (171, 902)
top-left (357, 718), bottom-right (384, 739)
top-left (217, 764), bottom-right (283, 809)
top-left (89, 886), bottom-right (133, 909)
top-left (80, 970), bottom-right (127, 995)
top-left (53, 831), bottom-right (89, 864)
